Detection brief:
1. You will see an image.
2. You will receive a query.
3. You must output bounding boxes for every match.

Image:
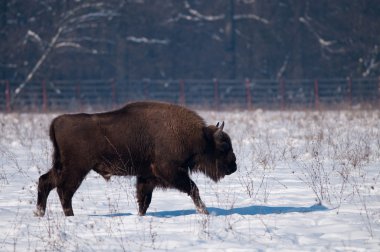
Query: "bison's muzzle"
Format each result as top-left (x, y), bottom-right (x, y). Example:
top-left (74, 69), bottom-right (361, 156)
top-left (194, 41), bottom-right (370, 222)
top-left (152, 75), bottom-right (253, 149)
top-left (226, 164), bottom-right (237, 175)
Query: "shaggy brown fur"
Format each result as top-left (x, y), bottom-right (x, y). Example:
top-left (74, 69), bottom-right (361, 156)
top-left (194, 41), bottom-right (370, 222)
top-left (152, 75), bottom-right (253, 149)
top-left (35, 101), bottom-right (237, 216)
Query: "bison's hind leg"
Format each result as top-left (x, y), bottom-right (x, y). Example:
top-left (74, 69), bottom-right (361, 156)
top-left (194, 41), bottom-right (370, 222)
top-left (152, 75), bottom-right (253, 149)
top-left (56, 170), bottom-right (88, 216)
top-left (35, 169), bottom-right (57, 217)
top-left (136, 176), bottom-right (156, 216)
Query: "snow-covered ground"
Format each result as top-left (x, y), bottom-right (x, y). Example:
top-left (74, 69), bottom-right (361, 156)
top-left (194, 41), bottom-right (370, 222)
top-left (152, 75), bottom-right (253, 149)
top-left (1, 109), bottom-right (380, 251)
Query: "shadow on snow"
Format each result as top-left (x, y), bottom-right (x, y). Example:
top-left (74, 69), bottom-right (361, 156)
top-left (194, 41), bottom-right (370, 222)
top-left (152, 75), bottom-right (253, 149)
top-left (90, 204), bottom-right (328, 218)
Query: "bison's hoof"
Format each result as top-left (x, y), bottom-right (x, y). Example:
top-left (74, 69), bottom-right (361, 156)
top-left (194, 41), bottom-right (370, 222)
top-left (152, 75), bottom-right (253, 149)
top-left (197, 208), bottom-right (209, 215)
top-left (34, 207), bottom-right (45, 217)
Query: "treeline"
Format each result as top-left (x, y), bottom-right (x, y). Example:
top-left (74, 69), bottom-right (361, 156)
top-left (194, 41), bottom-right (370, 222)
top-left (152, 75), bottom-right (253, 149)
top-left (1, 0), bottom-right (379, 84)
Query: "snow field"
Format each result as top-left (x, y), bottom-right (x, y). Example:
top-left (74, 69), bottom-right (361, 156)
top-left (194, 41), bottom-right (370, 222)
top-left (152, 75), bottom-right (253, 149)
top-left (0, 110), bottom-right (380, 251)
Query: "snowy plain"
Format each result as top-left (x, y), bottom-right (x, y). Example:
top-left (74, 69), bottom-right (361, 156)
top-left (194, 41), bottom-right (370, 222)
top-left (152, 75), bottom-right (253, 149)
top-left (1, 109), bottom-right (380, 251)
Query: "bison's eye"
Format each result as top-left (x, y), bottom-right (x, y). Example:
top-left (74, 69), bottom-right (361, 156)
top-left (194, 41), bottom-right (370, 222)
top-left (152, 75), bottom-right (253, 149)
top-left (220, 142), bottom-right (230, 153)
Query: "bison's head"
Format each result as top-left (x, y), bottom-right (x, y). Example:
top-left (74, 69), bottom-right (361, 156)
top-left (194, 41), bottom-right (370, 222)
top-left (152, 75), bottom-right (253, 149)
top-left (199, 122), bottom-right (237, 182)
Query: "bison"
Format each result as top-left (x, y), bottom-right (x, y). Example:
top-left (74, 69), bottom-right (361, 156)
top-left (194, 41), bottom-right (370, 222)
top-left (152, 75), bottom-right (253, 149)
top-left (35, 101), bottom-right (237, 216)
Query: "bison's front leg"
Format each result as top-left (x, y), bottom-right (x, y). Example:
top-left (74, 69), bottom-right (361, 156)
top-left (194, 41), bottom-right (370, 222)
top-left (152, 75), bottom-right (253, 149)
top-left (136, 176), bottom-right (156, 216)
top-left (186, 179), bottom-right (209, 215)
top-left (153, 165), bottom-right (209, 215)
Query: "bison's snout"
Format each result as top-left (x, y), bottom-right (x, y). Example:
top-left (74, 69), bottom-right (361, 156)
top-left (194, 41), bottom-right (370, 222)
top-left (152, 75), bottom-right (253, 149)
top-left (226, 163), bottom-right (237, 175)
top-left (226, 152), bottom-right (237, 175)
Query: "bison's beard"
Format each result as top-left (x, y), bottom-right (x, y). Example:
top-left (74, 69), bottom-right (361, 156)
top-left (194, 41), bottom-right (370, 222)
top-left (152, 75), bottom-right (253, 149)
top-left (192, 162), bottom-right (225, 182)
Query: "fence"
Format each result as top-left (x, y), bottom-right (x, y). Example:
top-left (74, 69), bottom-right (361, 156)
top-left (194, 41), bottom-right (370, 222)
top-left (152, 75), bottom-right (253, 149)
top-left (1, 78), bottom-right (379, 112)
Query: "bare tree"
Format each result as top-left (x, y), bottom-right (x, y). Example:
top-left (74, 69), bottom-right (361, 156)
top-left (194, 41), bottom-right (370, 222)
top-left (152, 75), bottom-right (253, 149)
top-left (1, 0), bottom-right (380, 85)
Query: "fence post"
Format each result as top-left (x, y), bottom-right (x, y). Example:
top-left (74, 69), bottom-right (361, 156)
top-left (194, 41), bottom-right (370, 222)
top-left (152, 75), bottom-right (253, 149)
top-left (314, 79), bottom-right (319, 109)
top-left (279, 78), bottom-right (285, 110)
top-left (5, 80), bottom-right (11, 112)
top-left (42, 80), bottom-right (47, 112)
top-left (144, 80), bottom-right (150, 100)
top-left (347, 77), bottom-right (352, 108)
top-left (111, 79), bottom-right (116, 108)
top-left (245, 78), bottom-right (252, 109)
top-left (378, 76), bottom-right (380, 108)
top-left (213, 78), bottom-right (219, 110)
top-left (179, 79), bottom-right (186, 105)
top-left (76, 81), bottom-right (82, 111)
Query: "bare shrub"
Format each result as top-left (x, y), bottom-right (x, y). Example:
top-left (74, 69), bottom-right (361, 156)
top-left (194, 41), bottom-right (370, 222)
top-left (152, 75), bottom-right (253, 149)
top-left (292, 110), bottom-right (380, 239)
top-left (236, 112), bottom-right (286, 203)
top-left (0, 148), bottom-right (9, 187)
top-left (238, 148), bottom-right (275, 202)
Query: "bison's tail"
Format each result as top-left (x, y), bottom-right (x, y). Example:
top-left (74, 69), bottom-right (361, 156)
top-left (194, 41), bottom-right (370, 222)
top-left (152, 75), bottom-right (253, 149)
top-left (49, 118), bottom-right (62, 173)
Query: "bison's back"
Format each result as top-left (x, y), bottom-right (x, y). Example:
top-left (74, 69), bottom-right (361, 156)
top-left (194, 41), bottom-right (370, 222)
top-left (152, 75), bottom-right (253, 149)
top-left (119, 101), bottom-right (205, 138)
top-left (108, 102), bottom-right (207, 161)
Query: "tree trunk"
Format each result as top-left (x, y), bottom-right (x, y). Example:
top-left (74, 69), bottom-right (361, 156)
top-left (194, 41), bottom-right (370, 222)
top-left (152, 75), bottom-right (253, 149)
top-left (225, 0), bottom-right (236, 79)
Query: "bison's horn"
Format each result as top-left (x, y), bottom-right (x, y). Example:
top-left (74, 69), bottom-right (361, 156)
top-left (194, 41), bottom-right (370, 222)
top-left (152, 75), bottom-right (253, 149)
top-left (217, 121), bottom-right (224, 131)
top-left (215, 121), bottom-right (224, 138)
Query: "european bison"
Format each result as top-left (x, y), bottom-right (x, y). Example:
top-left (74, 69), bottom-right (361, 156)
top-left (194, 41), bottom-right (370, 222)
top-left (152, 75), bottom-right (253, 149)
top-left (35, 101), bottom-right (237, 216)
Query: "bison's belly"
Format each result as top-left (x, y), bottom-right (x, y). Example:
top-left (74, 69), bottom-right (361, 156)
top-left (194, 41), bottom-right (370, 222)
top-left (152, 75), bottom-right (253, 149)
top-left (94, 149), bottom-right (152, 179)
